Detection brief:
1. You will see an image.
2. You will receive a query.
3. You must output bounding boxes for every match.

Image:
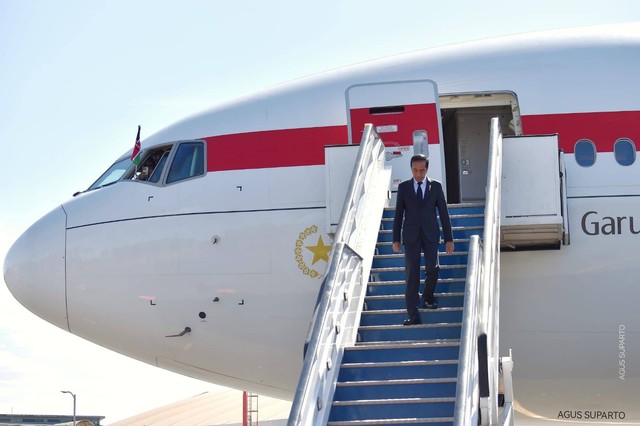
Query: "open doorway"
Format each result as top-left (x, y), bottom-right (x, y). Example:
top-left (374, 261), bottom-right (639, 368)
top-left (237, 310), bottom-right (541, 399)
top-left (440, 93), bottom-right (521, 203)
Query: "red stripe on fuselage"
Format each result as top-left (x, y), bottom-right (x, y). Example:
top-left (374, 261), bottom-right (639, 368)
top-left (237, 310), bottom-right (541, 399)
top-left (202, 111), bottom-right (640, 172)
top-left (204, 126), bottom-right (348, 172)
top-left (522, 111), bottom-right (640, 153)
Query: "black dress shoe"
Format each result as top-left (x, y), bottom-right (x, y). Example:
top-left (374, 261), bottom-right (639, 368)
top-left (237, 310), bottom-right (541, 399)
top-left (403, 316), bottom-right (421, 326)
top-left (423, 300), bottom-right (438, 309)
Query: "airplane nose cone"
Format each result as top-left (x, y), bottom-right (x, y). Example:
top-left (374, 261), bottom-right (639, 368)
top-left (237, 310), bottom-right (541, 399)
top-left (3, 206), bottom-right (69, 331)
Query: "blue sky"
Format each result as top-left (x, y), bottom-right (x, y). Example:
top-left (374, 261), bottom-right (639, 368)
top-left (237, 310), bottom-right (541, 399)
top-left (1, 0), bottom-right (639, 423)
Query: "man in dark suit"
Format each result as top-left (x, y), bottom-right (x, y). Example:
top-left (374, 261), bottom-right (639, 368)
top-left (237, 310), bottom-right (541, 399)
top-left (393, 154), bottom-right (454, 325)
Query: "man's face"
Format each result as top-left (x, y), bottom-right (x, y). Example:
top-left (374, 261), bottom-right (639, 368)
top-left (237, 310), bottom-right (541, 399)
top-left (411, 159), bottom-right (428, 182)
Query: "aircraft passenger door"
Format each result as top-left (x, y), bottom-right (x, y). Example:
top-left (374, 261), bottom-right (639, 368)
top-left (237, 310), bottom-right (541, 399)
top-left (456, 111), bottom-right (512, 202)
top-left (346, 80), bottom-right (445, 190)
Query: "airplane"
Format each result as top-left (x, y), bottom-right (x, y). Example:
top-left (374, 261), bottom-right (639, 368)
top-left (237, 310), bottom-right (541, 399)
top-left (4, 23), bottom-right (640, 424)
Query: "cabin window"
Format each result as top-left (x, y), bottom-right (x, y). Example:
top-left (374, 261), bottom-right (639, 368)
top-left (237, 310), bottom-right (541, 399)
top-left (614, 138), bottom-right (636, 166)
top-left (166, 141), bottom-right (205, 184)
top-left (574, 139), bottom-right (596, 167)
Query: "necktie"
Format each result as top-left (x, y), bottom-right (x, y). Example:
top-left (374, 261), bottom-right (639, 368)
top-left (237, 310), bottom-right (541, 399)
top-left (417, 181), bottom-right (423, 201)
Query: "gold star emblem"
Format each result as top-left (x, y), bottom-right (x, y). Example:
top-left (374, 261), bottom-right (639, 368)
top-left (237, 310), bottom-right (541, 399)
top-left (305, 235), bottom-right (332, 265)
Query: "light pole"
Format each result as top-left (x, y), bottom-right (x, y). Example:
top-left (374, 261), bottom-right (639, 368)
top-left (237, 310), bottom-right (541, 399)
top-left (60, 390), bottom-right (76, 426)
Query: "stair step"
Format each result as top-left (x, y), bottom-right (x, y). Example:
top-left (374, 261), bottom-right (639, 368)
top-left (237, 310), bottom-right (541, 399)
top-left (376, 239), bottom-right (470, 247)
top-left (370, 266), bottom-right (467, 281)
top-left (367, 283), bottom-right (465, 296)
top-left (383, 202), bottom-right (485, 216)
top-left (371, 265), bottom-right (467, 278)
top-left (377, 226), bottom-right (483, 235)
top-left (336, 377), bottom-right (457, 387)
top-left (369, 278), bottom-right (465, 285)
top-left (367, 279), bottom-right (465, 296)
top-left (365, 293), bottom-right (464, 301)
top-left (338, 359), bottom-right (458, 381)
top-left (374, 251), bottom-right (469, 258)
top-left (445, 201), bottom-right (486, 208)
top-left (360, 307), bottom-right (464, 314)
top-left (364, 299), bottom-right (463, 311)
top-left (365, 293), bottom-right (464, 310)
top-left (341, 359), bottom-right (459, 369)
top-left (376, 239), bottom-right (471, 254)
top-left (332, 396), bottom-right (456, 406)
top-left (373, 252), bottom-right (469, 268)
top-left (376, 227), bottom-right (483, 243)
top-left (356, 338), bottom-right (460, 347)
top-left (333, 377), bottom-right (458, 400)
top-left (329, 397), bottom-right (456, 422)
top-left (343, 340), bottom-right (460, 363)
top-left (377, 238), bottom-right (470, 246)
top-left (380, 214), bottom-right (484, 228)
top-left (357, 322), bottom-right (462, 343)
top-left (360, 307), bottom-right (463, 326)
top-left (350, 339), bottom-right (459, 349)
top-left (328, 418), bottom-right (454, 426)
top-left (371, 265), bottom-right (467, 273)
top-left (384, 202), bottom-right (486, 209)
top-left (358, 322), bottom-right (462, 331)
top-left (381, 213), bottom-right (484, 221)
top-left (339, 362), bottom-right (459, 381)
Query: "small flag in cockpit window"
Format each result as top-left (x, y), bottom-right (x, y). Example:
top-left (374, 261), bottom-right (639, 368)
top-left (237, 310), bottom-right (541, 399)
top-left (131, 125), bottom-right (142, 165)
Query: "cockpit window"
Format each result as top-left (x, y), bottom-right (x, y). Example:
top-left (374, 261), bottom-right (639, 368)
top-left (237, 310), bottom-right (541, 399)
top-left (88, 141), bottom-right (204, 191)
top-left (88, 157), bottom-right (131, 190)
top-left (126, 145), bottom-right (173, 182)
top-left (166, 142), bottom-right (205, 184)
top-left (147, 151), bottom-right (170, 183)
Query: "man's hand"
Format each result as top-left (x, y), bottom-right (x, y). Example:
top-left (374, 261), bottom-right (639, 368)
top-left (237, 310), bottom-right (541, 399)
top-left (445, 241), bottom-right (455, 254)
top-left (393, 242), bottom-right (402, 253)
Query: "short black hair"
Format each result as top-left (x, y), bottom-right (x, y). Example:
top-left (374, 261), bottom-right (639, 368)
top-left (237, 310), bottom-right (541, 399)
top-left (410, 154), bottom-right (429, 169)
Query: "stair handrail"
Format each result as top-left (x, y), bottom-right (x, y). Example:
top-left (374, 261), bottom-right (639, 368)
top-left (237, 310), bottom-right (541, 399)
top-left (453, 234), bottom-right (483, 425)
top-left (288, 124), bottom-right (391, 426)
top-left (559, 150), bottom-right (570, 245)
top-left (454, 117), bottom-right (506, 425)
top-left (483, 116), bottom-right (503, 425)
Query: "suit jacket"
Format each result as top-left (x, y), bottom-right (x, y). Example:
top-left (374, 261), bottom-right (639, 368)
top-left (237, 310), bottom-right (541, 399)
top-left (393, 178), bottom-right (453, 245)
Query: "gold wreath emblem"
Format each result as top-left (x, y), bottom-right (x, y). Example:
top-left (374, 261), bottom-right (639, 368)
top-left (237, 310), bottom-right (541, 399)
top-left (294, 225), bottom-right (332, 279)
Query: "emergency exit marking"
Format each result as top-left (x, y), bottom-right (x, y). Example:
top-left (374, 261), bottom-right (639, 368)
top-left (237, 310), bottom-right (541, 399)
top-left (376, 125), bottom-right (398, 133)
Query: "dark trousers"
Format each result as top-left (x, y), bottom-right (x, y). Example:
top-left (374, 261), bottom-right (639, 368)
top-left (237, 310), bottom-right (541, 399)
top-left (404, 234), bottom-right (440, 318)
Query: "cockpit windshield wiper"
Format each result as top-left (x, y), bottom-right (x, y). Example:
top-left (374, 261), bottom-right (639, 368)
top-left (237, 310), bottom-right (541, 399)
top-left (74, 180), bottom-right (120, 197)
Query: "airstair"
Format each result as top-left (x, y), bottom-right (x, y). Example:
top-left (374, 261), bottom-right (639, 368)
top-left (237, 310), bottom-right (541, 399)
top-left (289, 120), bottom-right (515, 426)
top-left (327, 203), bottom-right (484, 425)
